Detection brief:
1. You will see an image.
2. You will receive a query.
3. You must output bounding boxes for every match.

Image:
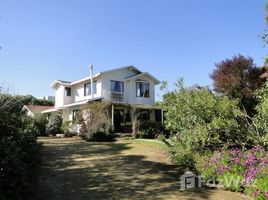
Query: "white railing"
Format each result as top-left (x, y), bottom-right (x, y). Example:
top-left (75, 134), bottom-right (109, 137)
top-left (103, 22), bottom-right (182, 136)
top-left (110, 91), bottom-right (124, 102)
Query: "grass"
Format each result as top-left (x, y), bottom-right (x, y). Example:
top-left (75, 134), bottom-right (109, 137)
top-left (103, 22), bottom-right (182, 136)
top-left (30, 137), bottom-right (249, 200)
top-left (132, 138), bottom-right (170, 150)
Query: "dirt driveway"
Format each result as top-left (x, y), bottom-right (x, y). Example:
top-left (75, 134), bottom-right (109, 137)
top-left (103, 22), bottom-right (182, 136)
top-left (31, 137), bottom-right (249, 200)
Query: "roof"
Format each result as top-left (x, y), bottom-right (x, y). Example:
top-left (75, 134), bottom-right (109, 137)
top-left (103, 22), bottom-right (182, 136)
top-left (60, 98), bottom-right (103, 108)
top-left (23, 105), bottom-right (54, 113)
top-left (41, 98), bottom-right (104, 113)
top-left (50, 65), bottom-right (156, 89)
top-left (41, 108), bottom-right (59, 113)
top-left (125, 72), bottom-right (161, 85)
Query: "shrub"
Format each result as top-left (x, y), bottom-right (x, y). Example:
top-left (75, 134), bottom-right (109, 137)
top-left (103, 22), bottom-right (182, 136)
top-left (0, 94), bottom-right (40, 199)
top-left (46, 112), bottom-right (63, 135)
top-left (253, 81), bottom-right (268, 147)
top-left (83, 121), bottom-right (114, 142)
top-left (161, 79), bottom-right (254, 151)
top-left (195, 147), bottom-right (268, 199)
top-left (61, 121), bottom-right (79, 137)
top-left (168, 138), bottom-right (196, 170)
top-left (135, 121), bottom-right (169, 139)
top-left (33, 113), bottom-right (48, 136)
top-left (80, 102), bottom-right (115, 142)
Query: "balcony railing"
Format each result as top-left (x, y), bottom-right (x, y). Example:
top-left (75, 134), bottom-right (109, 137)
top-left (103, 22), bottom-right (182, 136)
top-left (110, 91), bottom-right (124, 102)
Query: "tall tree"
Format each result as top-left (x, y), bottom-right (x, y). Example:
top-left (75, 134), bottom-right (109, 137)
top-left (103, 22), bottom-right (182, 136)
top-left (210, 55), bottom-right (264, 114)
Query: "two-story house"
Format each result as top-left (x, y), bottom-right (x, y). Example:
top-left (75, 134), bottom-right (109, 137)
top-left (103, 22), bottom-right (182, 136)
top-left (42, 65), bottom-right (163, 132)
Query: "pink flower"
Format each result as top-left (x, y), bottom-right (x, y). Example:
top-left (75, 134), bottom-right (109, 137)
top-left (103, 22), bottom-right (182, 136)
top-left (253, 189), bottom-right (260, 197)
top-left (217, 165), bottom-right (230, 175)
top-left (265, 192), bottom-right (268, 197)
top-left (231, 157), bottom-right (241, 164)
top-left (243, 168), bottom-right (258, 186)
top-left (230, 148), bottom-right (241, 156)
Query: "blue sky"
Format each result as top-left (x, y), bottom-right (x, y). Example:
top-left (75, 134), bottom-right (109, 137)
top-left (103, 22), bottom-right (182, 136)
top-left (0, 0), bottom-right (267, 99)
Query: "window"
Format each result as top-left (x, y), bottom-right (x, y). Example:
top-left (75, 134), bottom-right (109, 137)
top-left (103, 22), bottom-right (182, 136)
top-left (84, 81), bottom-right (97, 96)
top-left (110, 80), bottom-right (124, 92)
top-left (65, 87), bottom-right (71, 96)
top-left (136, 82), bottom-right (150, 98)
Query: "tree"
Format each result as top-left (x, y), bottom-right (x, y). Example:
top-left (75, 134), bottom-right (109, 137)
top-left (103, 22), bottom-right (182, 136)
top-left (0, 93), bottom-right (40, 199)
top-left (252, 82), bottom-right (268, 147)
top-left (210, 55), bottom-right (264, 114)
top-left (16, 95), bottom-right (54, 106)
top-left (161, 79), bottom-right (248, 150)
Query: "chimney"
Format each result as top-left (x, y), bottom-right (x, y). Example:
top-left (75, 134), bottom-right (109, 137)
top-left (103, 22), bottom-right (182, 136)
top-left (89, 65), bottom-right (94, 99)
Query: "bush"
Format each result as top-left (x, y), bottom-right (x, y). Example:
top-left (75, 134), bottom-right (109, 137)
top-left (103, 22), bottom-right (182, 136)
top-left (161, 79), bottom-right (253, 152)
top-left (253, 81), bottom-right (268, 147)
top-left (80, 102), bottom-right (115, 142)
top-left (33, 113), bottom-right (48, 136)
top-left (0, 94), bottom-right (40, 200)
top-left (195, 147), bottom-right (268, 199)
top-left (46, 112), bottom-right (63, 135)
top-left (135, 121), bottom-right (169, 139)
top-left (61, 121), bottom-right (79, 137)
top-left (167, 137), bottom-right (196, 170)
top-left (83, 121), bottom-right (114, 142)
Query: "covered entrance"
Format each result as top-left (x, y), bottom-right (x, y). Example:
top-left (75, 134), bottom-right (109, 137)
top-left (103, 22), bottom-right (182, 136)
top-left (111, 103), bottom-right (164, 133)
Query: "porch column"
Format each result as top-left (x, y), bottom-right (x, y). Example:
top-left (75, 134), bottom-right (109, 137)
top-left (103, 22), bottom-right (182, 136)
top-left (111, 104), bottom-right (114, 127)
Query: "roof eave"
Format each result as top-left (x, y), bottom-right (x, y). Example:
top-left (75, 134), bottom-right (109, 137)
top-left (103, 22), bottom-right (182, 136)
top-left (125, 72), bottom-right (161, 85)
top-left (50, 80), bottom-right (71, 89)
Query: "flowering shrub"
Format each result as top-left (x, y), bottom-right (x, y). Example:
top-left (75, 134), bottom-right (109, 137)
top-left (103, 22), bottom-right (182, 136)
top-left (196, 146), bottom-right (268, 199)
top-left (79, 102), bottom-right (115, 142)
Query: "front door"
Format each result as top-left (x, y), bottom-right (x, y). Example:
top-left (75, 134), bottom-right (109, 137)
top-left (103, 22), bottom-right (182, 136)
top-left (113, 109), bottom-right (124, 132)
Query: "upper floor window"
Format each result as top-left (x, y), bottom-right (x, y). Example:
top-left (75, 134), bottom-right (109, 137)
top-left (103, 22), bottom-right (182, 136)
top-left (111, 80), bottom-right (124, 92)
top-left (65, 87), bottom-right (71, 96)
top-left (136, 81), bottom-right (150, 98)
top-left (84, 81), bottom-right (97, 96)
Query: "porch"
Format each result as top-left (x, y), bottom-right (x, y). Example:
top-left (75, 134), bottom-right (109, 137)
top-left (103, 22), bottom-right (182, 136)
top-left (111, 103), bottom-right (164, 133)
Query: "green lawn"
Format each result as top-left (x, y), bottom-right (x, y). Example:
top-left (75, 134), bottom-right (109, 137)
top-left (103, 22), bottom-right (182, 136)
top-left (31, 137), bottom-right (249, 200)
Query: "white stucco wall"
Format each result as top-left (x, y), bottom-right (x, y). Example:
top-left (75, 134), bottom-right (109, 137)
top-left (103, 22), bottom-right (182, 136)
top-left (62, 108), bottom-right (70, 121)
top-left (53, 67), bottom-right (158, 109)
top-left (72, 79), bottom-right (102, 102)
top-left (55, 85), bottom-right (65, 107)
top-left (101, 68), bottom-right (137, 102)
top-left (127, 74), bottom-right (155, 105)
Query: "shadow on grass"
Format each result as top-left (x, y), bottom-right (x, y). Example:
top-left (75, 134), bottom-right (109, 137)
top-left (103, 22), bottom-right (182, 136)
top-left (31, 138), bottom-right (217, 200)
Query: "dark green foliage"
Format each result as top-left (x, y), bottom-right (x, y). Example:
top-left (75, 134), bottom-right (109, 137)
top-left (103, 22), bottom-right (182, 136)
top-left (46, 112), bottom-right (63, 135)
top-left (33, 113), bottom-right (48, 136)
top-left (80, 102), bottom-right (115, 142)
top-left (135, 121), bottom-right (169, 139)
top-left (82, 122), bottom-right (114, 142)
top-left (16, 95), bottom-right (54, 106)
top-left (0, 94), bottom-right (40, 200)
top-left (162, 79), bottom-right (247, 151)
top-left (253, 82), bottom-right (268, 147)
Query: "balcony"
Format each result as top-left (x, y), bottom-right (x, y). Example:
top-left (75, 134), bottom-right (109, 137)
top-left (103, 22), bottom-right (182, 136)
top-left (110, 91), bottom-right (124, 102)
